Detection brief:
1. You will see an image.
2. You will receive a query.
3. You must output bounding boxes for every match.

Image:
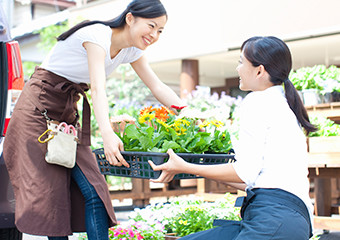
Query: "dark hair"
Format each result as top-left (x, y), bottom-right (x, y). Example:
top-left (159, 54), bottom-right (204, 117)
top-left (241, 36), bottom-right (317, 135)
top-left (57, 0), bottom-right (167, 41)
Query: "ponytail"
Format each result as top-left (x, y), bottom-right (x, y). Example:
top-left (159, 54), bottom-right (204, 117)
top-left (283, 79), bottom-right (318, 135)
top-left (57, 20), bottom-right (104, 41)
top-left (241, 36), bottom-right (317, 135)
top-left (57, 0), bottom-right (167, 41)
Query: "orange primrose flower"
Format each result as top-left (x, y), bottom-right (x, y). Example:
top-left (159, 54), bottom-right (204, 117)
top-left (140, 106), bottom-right (154, 116)
top-left (154, 106), bottom-right (173, 122)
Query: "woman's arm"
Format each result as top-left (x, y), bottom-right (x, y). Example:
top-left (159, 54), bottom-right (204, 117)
top-left (84, 42), bottom-right (129, 167)
top-left (149, 149), bottom-right (244, 184)
top-left (131, 55), bottom-right (184, 109)
top-left (223, 182), bottom-right (247, 191)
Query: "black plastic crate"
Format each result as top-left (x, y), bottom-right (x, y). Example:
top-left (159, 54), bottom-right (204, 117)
top-left (93, 148), bottom-right (235, 179)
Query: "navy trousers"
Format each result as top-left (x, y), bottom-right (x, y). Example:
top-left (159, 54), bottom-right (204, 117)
top-left (180, 188), bottom-right (312, 240)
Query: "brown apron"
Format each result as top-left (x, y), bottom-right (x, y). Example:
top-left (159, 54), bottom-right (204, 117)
top-left (3, 67), bottom-right (117, 236)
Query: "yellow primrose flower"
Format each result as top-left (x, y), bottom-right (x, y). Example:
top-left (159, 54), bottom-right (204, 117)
top-left (180, 128), bottom-right (187, 135)
top-left (180, 119), bottom-right (191, 126)
top-left (172, 120), bottom-right (181, 128)
top-left (210, 119), bottom-right (224, 128)
top-left (179, 219), bottom-right (188, 225)
top-left (139, 113), bottom-right (155, 124)
top-left (199, 120), bottom-right (209, 128)
top-left (156, 119), bottom-right (171, 128)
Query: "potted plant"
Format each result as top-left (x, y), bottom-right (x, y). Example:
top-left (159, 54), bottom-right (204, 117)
top-left (289, 65), bottom-right (340, 105)
top-left (308, 116), bottom-right (340, 153)
top-left (94, 105), bottom-right (235, 179)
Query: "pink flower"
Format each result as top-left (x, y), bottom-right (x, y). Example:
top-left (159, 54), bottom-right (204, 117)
top-left (128, 228), bottom-right (134, 238)
top-left (136, 232), bottom-right (144, 240)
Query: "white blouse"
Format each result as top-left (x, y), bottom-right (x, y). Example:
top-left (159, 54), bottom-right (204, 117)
top-left (232, 85), bottom-right (313, 219)
top-left (41, 24), bottom-right (144, 84)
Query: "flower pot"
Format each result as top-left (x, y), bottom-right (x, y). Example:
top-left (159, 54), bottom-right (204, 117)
top-left (165, 233), bottom-right (180, 240)
top-left (302, 89), bottom-right (322, 106)
top-left (322, 92), bottom-right (333, 103)
top-left (331, 91), bottom-right (340, 102)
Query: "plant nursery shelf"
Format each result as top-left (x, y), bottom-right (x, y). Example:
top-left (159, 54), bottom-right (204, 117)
top-left (306, 102), bottom-right (340, 123)
top-left (109, 187), bottom-right (198, 202)
top-left (313, 216), bottom-right (340, 231)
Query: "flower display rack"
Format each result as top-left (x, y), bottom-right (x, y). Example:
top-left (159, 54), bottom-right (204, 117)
top-left (93, 148), bottom-right (235, 179)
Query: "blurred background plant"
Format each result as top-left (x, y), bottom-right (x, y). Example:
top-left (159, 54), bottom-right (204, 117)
top-left (181, 86), bottom-right (243, 122)
top-left (308, 116), bottom-right (340, 137)
top-left (289, 65), bottom-right (340, 94)
top-left (22, 20), bottom-right (71, 79)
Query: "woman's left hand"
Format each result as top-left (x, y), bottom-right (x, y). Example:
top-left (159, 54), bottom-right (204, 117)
top-left (148, 149), bottom-right (188, 183)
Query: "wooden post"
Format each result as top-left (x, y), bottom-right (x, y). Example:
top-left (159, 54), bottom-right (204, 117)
top-left (131, 179), bottom-right (150, 207)
top-left (314, 178), bottom-right (332, 216)
top-left (180, 59), bottom-right (199, 98)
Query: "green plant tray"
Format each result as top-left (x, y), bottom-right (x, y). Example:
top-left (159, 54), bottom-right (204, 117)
top-left (93, 148), bottom-right (235, 179)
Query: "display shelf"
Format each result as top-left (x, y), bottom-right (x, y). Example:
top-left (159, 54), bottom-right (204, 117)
top-left (306, 102), bottom-right (340, 123)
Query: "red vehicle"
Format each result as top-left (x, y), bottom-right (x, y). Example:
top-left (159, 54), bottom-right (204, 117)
top-left (0, 6), bottom-right (24, 240)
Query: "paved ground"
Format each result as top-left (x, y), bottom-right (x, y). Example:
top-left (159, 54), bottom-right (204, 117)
top-left (23, 234), bottom-right (80, 240)
top-left (22, 211), bottom-right (131, 239)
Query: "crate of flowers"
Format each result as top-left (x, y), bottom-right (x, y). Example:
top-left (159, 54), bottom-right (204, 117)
top-left (93, 105), bottom-right (235, 179)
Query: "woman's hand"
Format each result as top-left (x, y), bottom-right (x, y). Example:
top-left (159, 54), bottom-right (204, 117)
top-left (148, 149), bottom-right (189, 183)
top-left (102, 131), bottom-right (129, 167)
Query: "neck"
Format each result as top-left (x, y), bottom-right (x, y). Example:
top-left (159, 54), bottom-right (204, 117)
top-left (110, 27), bottom-right (132, 55)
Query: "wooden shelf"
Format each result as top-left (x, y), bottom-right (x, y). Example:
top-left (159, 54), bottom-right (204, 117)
top-left (306, 102), bottom-right (340, 123)
top-left (314, 216), bottom-right (340, 231)
top-left (308, 152), bottom-right (340, 168)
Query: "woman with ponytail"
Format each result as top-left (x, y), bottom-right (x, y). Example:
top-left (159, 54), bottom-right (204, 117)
top-left (3, 0), bottom-right (184, 239)
top-left (149, 36), bottom-right (316, 239)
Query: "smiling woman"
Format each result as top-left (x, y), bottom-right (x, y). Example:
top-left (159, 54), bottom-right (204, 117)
top-left (3, 0), bottom-right (185, 239)
top-left (149, 36), bottom-right (317, 240)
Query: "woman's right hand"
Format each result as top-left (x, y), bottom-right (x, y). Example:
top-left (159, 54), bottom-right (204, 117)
top-left (102, 131), bottom-right (129, 168)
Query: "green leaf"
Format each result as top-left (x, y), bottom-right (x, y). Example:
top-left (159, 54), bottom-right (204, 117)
top-left (124, 124), bottom-right (141, 140)
top-left (161, 140), bottom-right (181, 153)
top-left (140, 135), bottom-right (154, 151)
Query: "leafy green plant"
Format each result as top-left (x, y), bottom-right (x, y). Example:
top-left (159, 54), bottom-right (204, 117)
top-left (117, 106), bottom-right (232, 153)
top-left (289, 65), bottom-right (340, 93)
top-left (308, 116), bottom-right (340, 137)
top-left (170, 205), bottom-right (214, 236)
top-left (35, 21), bottom-right (70, 53)
top-left (129, 193), bottom-right (241, 237)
